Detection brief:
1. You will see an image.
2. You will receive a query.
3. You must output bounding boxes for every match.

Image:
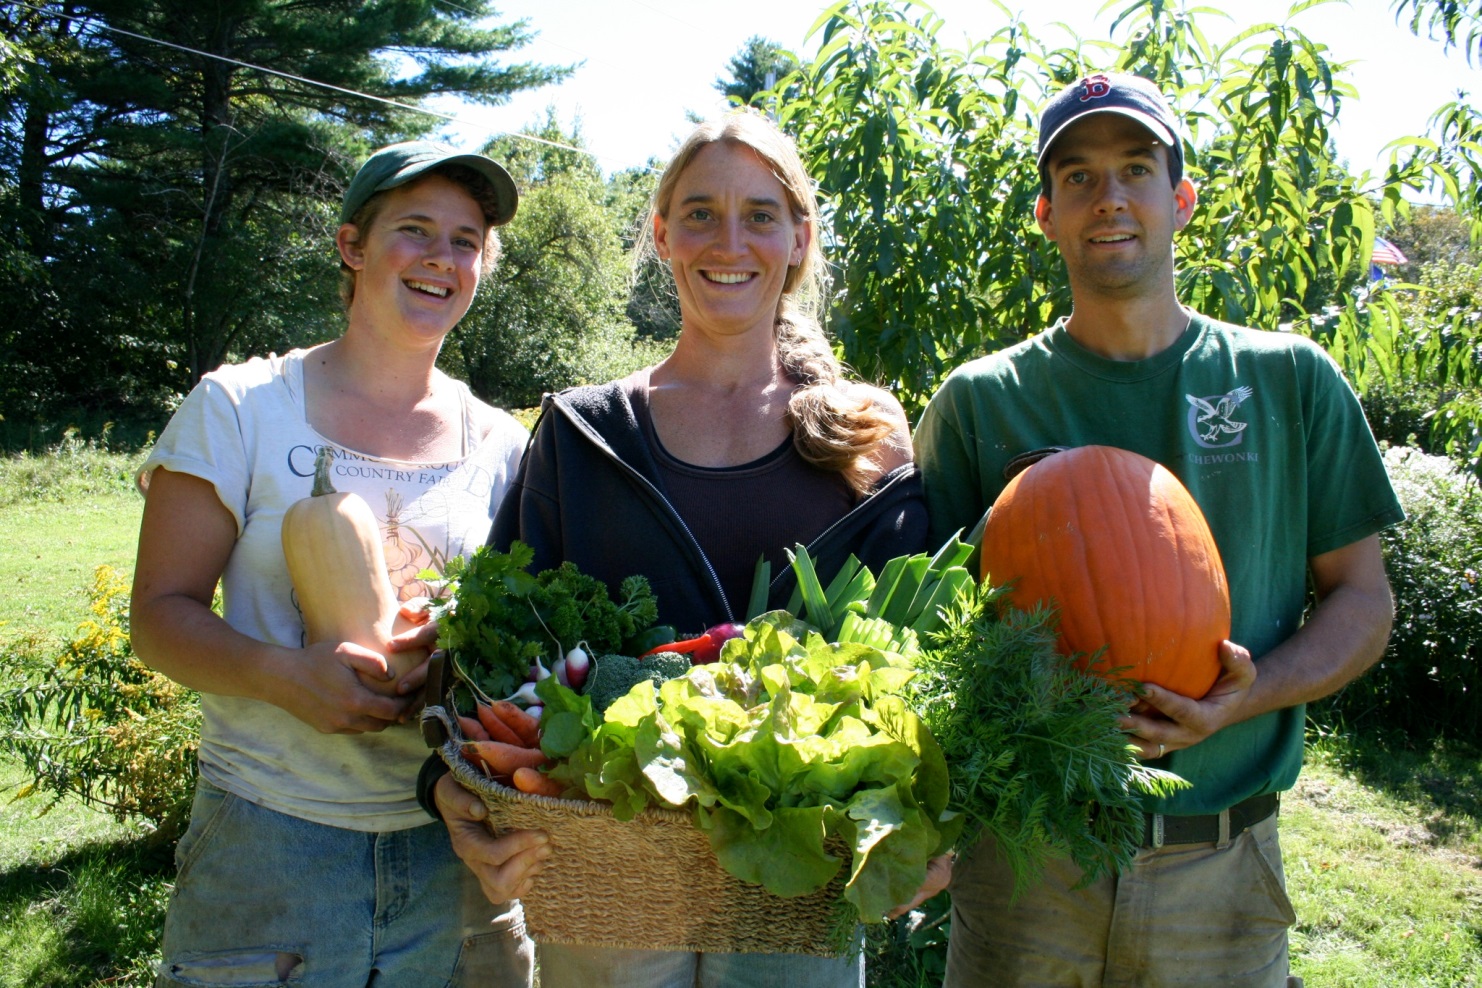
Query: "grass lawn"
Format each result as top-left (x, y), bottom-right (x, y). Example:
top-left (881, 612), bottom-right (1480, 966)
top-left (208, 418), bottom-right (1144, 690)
top-left (0, 448), bottom-right (143, 640)
top-left (0, 759), bottom-right (171, 988)
top-left (1284, 740), bottom-right (1482, 987)
top-left (0, 495), bottom-right (142, 639)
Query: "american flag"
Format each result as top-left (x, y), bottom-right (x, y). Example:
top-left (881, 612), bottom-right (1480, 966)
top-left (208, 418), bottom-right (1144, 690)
top-left (1372, 237), bottom-right (1409, 266)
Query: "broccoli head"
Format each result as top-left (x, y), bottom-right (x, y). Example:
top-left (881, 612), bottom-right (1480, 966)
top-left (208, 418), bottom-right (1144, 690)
top-left (583, 653), bottom-right (692, 714)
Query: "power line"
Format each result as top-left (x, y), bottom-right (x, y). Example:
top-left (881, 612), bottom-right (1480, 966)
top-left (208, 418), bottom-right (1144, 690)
top-left (1, 0), bottom-right (644, 171)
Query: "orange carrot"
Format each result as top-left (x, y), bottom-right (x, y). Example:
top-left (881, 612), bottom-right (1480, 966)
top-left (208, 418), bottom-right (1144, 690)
top-left (461, 740), bottom-right (549, 776)
top-left (512, 765), bottom-right (565, 798)
top-left (489, 700), bottom-right (542, 748)
top-left (458, 714), bottom-right (491, 742)
top-left (475, 703), bottom-right (525, 746)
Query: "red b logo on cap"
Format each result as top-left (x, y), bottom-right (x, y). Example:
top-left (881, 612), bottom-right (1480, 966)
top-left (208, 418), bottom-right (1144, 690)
top-left (1080, 74), bottom-right (1112, 102)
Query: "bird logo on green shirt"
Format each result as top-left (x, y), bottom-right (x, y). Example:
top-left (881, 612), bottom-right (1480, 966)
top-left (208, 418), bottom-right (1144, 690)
top-left (1186, 386), bottom-right (1254, 448)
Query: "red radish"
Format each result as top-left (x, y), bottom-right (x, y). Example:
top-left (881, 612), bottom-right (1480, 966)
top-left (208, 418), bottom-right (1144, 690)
top-left (505, 681), bottom-right (542, 706)
top-left (552, 657), bottom-right (570, 687)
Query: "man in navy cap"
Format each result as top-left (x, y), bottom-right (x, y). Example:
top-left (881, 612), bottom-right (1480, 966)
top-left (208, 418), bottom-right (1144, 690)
top-left (915, 72), bottom-right (1402, 987)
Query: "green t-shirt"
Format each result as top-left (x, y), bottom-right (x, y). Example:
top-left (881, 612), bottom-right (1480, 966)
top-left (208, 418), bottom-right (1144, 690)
top-left (915, 314), bottom-right (1404, 815)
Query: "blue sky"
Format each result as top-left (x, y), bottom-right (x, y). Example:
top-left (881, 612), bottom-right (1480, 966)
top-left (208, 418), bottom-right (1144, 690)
top-left (430, 0), bottom-right (1476, 185)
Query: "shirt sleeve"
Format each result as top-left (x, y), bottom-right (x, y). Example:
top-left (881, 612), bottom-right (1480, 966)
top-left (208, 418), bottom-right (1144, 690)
top-left (135, 373), bottom-right (252, 535)
top-left (915, 372), bottom-right (994, 549)
top-left (1299, 342), bottom-right (1406, 556)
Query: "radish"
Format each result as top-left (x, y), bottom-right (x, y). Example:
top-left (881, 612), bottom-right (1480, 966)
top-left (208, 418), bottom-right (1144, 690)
top-left (504, 681), bottom-right (542, 706)
top-left (565, 642), bottom-right (591, 690)
top-left (552, 657), bottom-right (570, 687)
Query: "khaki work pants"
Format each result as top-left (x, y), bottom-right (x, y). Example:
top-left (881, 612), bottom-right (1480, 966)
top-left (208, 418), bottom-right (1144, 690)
top-left (944, 814), bottom-right (1302, 987)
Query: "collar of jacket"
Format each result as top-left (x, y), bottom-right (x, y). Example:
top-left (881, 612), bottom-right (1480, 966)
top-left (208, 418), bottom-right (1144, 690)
top-left (541, 382), bottom-right (929, 618)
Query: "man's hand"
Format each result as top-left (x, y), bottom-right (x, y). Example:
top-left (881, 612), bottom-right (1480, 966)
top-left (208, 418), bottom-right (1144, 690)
top-left (1121, 640), bottom-right (1257, 759)
top-left (887, 853), bottom-right (954, 920)
top-left (434, 774), bottom-right (551, 905)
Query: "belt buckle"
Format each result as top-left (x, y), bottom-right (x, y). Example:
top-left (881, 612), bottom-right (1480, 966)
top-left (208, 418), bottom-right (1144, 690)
top-left (1150, 812), bottom-right (1165, 849)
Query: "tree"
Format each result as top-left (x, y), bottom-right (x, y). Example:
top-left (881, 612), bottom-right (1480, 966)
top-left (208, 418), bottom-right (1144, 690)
top-left (443, 114), bottom-right (664, 409)
top-left (1392, 0), bottom-right (1482, 64)
top-left (714, 35), bottom-right (798, 106)
top-left (765, 1), bottom-right (1392, 412)
top-left (0, 0), bottom-right (570, 438)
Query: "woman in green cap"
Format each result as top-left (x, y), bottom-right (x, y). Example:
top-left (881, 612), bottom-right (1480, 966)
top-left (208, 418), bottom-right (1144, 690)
top-left (131, 141), bottom-right (539, 987)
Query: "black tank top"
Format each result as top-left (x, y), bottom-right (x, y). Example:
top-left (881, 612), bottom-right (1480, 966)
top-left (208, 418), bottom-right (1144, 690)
top-left (629, 378), bottom-right (855, 622)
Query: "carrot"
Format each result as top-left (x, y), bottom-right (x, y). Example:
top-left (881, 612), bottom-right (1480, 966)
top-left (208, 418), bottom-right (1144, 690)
top-left (475, 703), bottom-right (525, 747)
top-left (461, 740), bottom-right (549, 776)
top-left (489, 700), bottom-right (542, 748)
top-left (458, 714), bottom-right (491, 742)
top-left (512, 765), bottom-right (565, 798)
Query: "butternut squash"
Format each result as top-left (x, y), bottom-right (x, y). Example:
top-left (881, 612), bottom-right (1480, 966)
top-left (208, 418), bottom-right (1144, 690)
top-left (282, 448), bottom-right (428, 696)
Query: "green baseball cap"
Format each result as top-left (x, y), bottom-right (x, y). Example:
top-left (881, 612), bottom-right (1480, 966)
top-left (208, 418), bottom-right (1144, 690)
top-left (340, 140), bottom-right (518, 226)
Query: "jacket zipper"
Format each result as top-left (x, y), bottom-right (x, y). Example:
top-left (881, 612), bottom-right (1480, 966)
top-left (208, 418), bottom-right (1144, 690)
top-left (549, 394), bottom-right (735, 620)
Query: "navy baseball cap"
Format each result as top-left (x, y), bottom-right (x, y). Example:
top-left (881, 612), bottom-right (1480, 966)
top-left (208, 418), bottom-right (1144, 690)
top-left (1036, 73), bottom-right (1183, 181)
top-left (340, 140), bottom-right (518, 226)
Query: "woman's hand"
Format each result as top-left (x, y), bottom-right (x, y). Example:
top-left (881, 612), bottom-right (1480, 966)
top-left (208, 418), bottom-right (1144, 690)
top-left (271, 639), bottom-right (418, 734)
top-left (435, 774), bottom-right (552, 905)
top-left (381, 596), bottom-right (439, 699)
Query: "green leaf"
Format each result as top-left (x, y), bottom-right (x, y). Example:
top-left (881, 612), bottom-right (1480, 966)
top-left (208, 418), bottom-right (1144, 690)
top-left (744, 554), bottom-right (772, 621)
top-left (707, 804), bottom-right (843, 898)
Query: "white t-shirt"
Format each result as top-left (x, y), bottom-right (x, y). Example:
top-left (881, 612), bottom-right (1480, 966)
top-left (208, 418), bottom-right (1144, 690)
top-left (138, 350), bottom-right (527, 830)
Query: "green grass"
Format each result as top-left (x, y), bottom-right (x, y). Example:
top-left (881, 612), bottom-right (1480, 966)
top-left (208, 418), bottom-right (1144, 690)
top-left (1, 759), bottom-right (169, 988)
top-left (1284, 739), bottom-right (1482, 988)
top-left (0, 447), bottom-right (143, 640)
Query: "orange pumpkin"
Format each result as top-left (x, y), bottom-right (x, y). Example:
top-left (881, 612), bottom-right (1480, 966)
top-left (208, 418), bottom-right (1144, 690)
top-left (979, 445), bottom-right (1229, 699)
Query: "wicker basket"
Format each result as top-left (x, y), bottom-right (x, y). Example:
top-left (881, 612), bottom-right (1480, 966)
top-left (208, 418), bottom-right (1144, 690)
top-left (425, 705), bottom-right (852, 956)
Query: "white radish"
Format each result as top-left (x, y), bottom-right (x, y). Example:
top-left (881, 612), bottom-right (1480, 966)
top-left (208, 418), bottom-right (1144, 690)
top-left (565, 641), bottom-right (591, 690)
top-left (504, 681), bottom-right (542, 706)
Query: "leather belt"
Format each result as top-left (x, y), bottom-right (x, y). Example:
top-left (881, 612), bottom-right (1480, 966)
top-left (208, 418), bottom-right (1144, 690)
top-left (1143, 792), bottom-right (1279, 848)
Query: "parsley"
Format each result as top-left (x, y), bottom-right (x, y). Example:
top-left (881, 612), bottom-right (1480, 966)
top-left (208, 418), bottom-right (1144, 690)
top-left (430, 543), bottom-right (660, 702)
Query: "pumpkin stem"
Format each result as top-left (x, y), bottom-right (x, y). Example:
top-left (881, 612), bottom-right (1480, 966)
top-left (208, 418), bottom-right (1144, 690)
top-left (310, 447), bottom-right (338, 497)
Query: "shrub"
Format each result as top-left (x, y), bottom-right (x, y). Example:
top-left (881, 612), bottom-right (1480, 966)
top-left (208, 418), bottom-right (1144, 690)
top-left (0, 426), bottom-right (141, 509)
top-left (0, 565), bottom-right (199, 841)
top-left (1313, 446), bottom-right (1482, 744)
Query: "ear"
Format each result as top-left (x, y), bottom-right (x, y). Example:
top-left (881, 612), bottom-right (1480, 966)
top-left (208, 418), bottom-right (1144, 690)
top-left (1173, 178), bottom-right (1198, 231)
top-left (653, 212), bottom-right (671, 261)
top-left (791, 217), bottom-right (812, 267)
top-left (336, 223), bottom-right (366, 270)
top-left (1034, 195), bottom-right (1056, 241)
